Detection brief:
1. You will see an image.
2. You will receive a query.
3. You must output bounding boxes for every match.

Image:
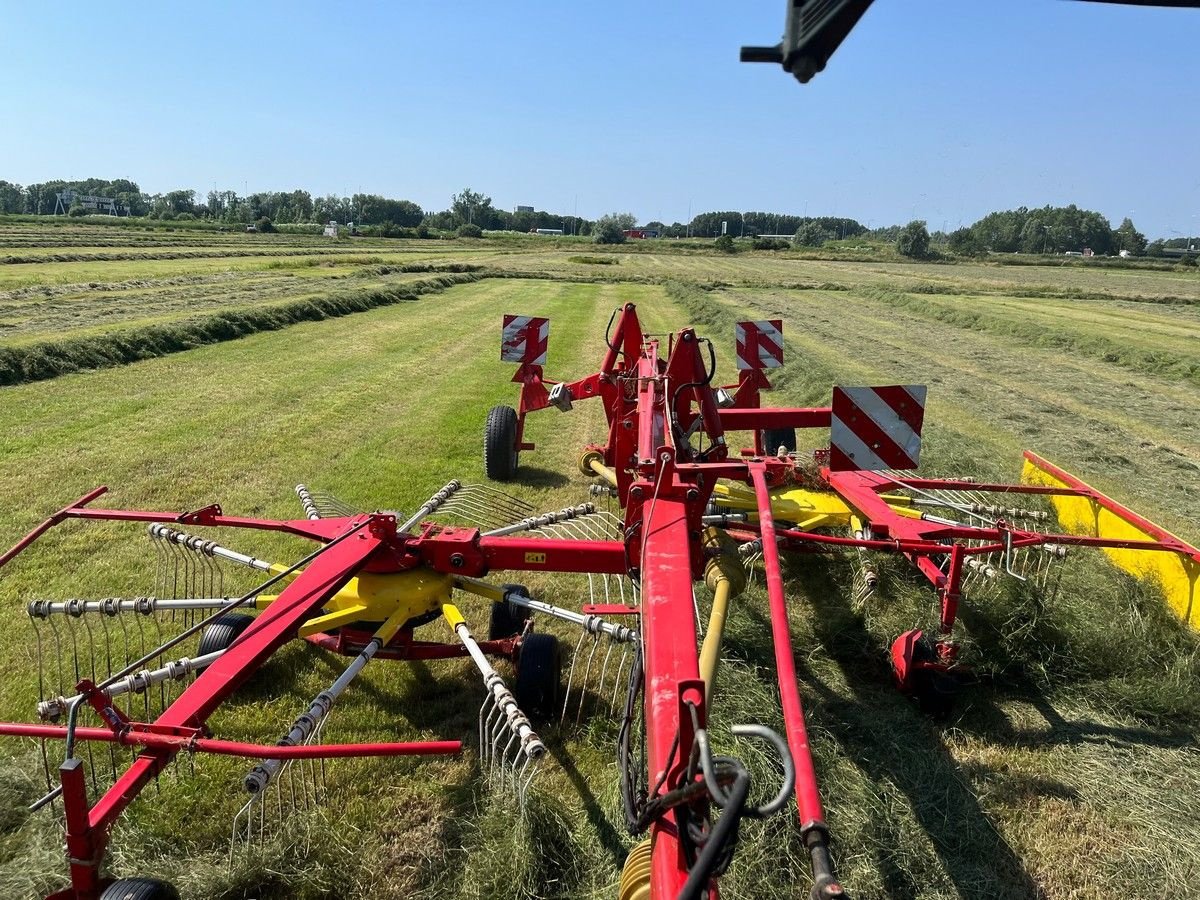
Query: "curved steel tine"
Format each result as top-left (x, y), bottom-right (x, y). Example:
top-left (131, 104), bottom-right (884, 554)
top-left (574, 634), bottom-right (602, 725)
top-left (561, 630), bottom-right (588, 724)
top-left (518, 755), bottom-right (539, 810)
top-left (611, 645), bottom-right (631, 714)
top-left (478, 694), bottom-right (493, 768)
top-left (595, 637), bottom-right (617, 707)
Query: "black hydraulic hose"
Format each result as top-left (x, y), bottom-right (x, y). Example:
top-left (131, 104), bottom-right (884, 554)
top-left (676, 767), bottom-right (751, 900)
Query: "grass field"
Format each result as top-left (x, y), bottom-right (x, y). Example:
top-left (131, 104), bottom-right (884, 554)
top-left (0, 223), bottom-right (1198, 900)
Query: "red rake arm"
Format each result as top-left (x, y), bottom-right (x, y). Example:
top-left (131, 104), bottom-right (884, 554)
top-left (52, 520), bottom-right (387, 900)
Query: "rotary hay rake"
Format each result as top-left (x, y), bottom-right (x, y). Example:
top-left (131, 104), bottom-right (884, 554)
top-left (1, 305), bottom-right (1198, 900)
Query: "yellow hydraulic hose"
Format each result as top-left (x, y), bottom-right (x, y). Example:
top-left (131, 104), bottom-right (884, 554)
top-left (698, 528), bottom-right (746, 704)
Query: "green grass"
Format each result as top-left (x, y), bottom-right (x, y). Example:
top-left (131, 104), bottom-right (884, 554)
top-left (0, 223), bottom-right (1198, 899)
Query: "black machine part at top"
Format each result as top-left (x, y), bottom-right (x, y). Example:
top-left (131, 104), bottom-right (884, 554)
top-left (741, 0), bottom-right (1199, 85)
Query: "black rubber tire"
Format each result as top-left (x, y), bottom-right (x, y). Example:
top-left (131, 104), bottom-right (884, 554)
top-left (912, 668), bottom-right (958, 719)
top-left (100, 878), bottom-right (180, 900)
top-left (488, 584), bottom-right (532, 640)
top-left (515, 632), bottom-right (562, 720)
top-left (760, 427), bottom-right (797, 455)
top-left (910, 634), bottom-right (958, 719)
top-left (197, 612), bottom-right (255, 664)
top-left (484, 405), bottom-right (519, 481)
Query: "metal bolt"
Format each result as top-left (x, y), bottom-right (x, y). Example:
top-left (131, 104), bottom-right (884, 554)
top-left (450, 553), bottom-right (466, 568)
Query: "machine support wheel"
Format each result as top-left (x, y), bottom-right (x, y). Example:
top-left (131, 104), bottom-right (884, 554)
top-left (197, 612), bottom-right (255, 666)
top-left (484, 405), bottom-right (520, 481)
top-left (488, 584), bottom-right (533, 640)
top-left (515, 632), bottom-right (562, 720)
top-left (99, 878), bottom-right (180, 900)
top-left (906, 632), bottom-right (959, 719)
top-left (761, 427), bottom-right (797, 456)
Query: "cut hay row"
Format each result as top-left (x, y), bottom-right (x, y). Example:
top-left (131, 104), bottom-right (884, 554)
top-left (869, 287), bottom-right (1200, 386)
top-left (0, 273), bottom-right (481, 386)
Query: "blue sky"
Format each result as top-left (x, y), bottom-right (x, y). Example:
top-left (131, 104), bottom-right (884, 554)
top-left (1, 1), bottom-right (1197, 237)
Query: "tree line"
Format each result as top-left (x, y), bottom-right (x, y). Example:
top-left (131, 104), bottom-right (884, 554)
top-left (0, 178), bottom-right (1180, 257)
top-left (947, 205), bottom-right (1149, 256)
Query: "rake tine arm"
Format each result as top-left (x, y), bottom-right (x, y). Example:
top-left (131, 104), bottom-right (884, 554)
top-left (747, 461), bottom-right (844, 900)
top-left (50, 519), bottom-right (386, 900)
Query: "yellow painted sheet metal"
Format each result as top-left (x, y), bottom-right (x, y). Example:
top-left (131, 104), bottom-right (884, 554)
top-left (294, 569), bottom-right (453, 636)
top-left (714, 481), bottom-right (913, 534)
top-left (1022, 456), bottom-right (1200, 629)
top-left (714, 482), bottom-right (853, 528)
top-left (298, 605), bottom-right (371, 637)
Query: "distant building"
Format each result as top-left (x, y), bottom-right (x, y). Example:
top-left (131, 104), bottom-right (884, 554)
top-left (623, 228), bottom-right (661, 239)
top-left (533, 228), bottom-right (564, 236)
top-left (515, 205), bottom-right (535, 214)
top-left (323, 220), bottom-right (339, 237)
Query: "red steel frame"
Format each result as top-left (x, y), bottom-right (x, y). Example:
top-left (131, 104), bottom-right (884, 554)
top-left (4, 303), bottom-right (1198, 900)
top-left (509, 305), bottom-right (845, 898)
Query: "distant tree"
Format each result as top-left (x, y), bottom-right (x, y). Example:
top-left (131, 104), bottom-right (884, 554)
top-left (423, 210), bottom-right (457, 231)
top-left (256, 216), bottom-right (275, 233)
top-left (594, 220), bottom-right (626, 245)
top-left (1114, 217), bottom-right (1147, 256)
top-left (714, 234), bottom-right (737, 254)
top-left (67, 203), bottom-right (87, 217)
top-left (609, 212), bottom-right (638, 231)
top-left (947, 226), bottom-right (985, 257)
top-left (896, 220), bottom-right (931, 259)
top-left (1146, 239), bottom-right (1166, 258)
top-left (456, 223), bottom-right (483, 238)
top-left (0, 180), bottom-right (24, 214)
top-left (793, 221), bottom-right (827, 247)
top-left (1180, 254), bottom-right (1198, 268)
top-left (451, 188), bottom-right (494, 227)
top-left (163, 189), bottom-right (196, 217)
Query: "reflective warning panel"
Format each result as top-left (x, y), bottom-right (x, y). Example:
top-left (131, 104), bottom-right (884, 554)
top-left (830, 385), bottom-right (927, 471)
top-left (735, 320), bottom-right (783, 370)
top-left (500, 315), bottom-right (549, 365)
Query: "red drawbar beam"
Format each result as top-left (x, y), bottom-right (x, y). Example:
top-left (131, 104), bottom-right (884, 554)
top-left (0, 723), bottom-right (461, 759)
top-left (0, 486), bottom-right (108, 569)
top-left (717, 407), bottom-right (832, 431)
top-left (640, 493), bottom-right (706, 899)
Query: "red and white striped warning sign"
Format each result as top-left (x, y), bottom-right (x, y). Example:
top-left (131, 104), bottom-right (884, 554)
top-left (829, 385), bottom-right (927, 471)
top-left (735, 320), bottom-right (784, 370)
top-left (500, 315), bottom-right (549, 365)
